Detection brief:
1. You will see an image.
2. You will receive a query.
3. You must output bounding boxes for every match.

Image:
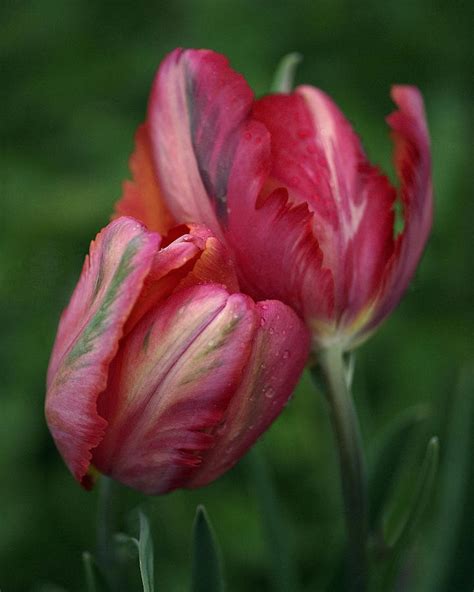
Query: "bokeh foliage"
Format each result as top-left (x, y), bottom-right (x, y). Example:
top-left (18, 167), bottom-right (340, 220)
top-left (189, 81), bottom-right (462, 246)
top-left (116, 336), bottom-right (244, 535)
top-left (1, 1), bottom-right (472, 590)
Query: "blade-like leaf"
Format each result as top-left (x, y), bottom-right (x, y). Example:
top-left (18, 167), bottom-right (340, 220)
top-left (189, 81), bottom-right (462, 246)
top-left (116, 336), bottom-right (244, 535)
top-left (191, 505), bottom-right (225, 592)
top-left (82, 551), bottom-right (99, 592)
top-left (378, 436), bottom-right (439, 588)
top-left (386, 436), bottom-right (439, 548)
top-left (247, 446), bottom-right (298, 592)
top-left (368, 404), bottom-right (429, 530)
top-left (114, 510), bottom-right (155, 592)
top-left (270, 52), bottom-right (302, 93)
top-left (136, 511), bottom-right (155, 592)
top-left (420, 366), bottom-right (474, 592)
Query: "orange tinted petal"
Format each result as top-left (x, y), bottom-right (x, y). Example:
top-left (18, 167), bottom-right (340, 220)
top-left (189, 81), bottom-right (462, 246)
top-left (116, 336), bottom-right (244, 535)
top-left (114, 123), bottom-right (175, 234)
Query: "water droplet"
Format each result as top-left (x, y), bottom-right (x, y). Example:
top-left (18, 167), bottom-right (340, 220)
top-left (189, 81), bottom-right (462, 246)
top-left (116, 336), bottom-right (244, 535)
top-left (244, 131), bottom-right (252, 140)
top-left (261, 304), bottom-right (268, 310)
top-left (260, 362), bottom-right (266, 370)
top-left (260, 317), bottom-right (266, 327)
top-left (282, 350), bottom-right (290, 359)
top-left (269, 327), bottom-right (274, 335)
top-left (263, 386), bottom-right (275, 399)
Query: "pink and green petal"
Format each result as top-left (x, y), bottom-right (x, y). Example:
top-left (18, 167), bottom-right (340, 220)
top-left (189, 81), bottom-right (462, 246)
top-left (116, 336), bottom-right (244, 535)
top-left (93, 285), bottom-right (258, 494)
top-left (148, 48), bottom-right (258, 234)
top-left (114, 124), bottom-right (175, 234)
top-left (189, 299), bottom-right (310, 488)
top-left (45, 217), bottom-right (159, 486)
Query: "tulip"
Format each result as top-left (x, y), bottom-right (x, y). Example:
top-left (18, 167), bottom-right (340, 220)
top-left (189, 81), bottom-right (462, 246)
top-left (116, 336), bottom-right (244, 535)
top-left (116, 48), bottom-right (432, 351)
top-left (46, 217), bottom-right (309, 494)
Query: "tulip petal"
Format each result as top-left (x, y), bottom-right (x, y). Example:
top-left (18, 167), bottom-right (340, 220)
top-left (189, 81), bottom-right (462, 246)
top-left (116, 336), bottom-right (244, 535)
top-left (252, 90), bottom-right (396, 321)
top-left (148, 48), bottom-right (258, 234)
top-left (366, 86), bottom-right (432, 331)
top-left (228, 183), bottom-right (335, 326)
top-left (45, 217), bottom-right (159, 486)
top-left (217, 118), bottom-right (334, 329)
top-left (125, 225), bottom-right (240, 332)
top-left (114, 124), bottom-right (175, 234)
top-left (189, 299), bottom-right (310, 488)
top-left (177, 233), bottom-right (240, 294)
top-left (124, 228), bottom-right (205, 333)
top-left (93, 285), bottom-right (260, 494)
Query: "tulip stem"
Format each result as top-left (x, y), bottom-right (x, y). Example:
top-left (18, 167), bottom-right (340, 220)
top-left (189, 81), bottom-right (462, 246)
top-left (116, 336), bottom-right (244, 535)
top-left (97, 475), bottom-right (119, 591)
top-left (316, 346), bottom-right (369, 592)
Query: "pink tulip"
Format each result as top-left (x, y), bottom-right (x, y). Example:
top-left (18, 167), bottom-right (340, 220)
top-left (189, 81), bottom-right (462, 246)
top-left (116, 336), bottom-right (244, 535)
top-left (46, 217), bottom-right (309, 493)
top-left (116, 49), bottom-right (432, 350)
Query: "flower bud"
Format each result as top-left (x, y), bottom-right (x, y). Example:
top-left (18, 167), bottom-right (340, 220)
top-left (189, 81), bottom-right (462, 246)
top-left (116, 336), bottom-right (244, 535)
top-left (46, 217), bottom-right (309, 493)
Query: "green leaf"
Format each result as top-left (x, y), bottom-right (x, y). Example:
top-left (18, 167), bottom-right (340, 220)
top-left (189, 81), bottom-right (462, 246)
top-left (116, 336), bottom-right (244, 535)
top-left (420, 366), bottom-right (474, 592)
top-left (368, 404), bottom-right (429, 531)
top-left (191, 505), bottom-right (225, 592)
top-left (379, 436), bottom-right (439, 587)
top-left (122, 511), bottom-right (155, 592)
top-left (247, 446), bottom-right (299, 592)
top-left (82, 551), bottom-right (99, 592)
top-left (270, 52), bottom-right (302, 93)
top-left (115, 510), bottom-right (155, 592)
top-left (135, 511), bottom-right (155, 592)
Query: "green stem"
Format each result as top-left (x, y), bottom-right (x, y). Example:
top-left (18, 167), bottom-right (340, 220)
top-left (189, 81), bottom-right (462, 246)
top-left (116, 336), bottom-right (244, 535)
top-left (316, 346), bottom-right (369, 592)
top-left (97, 475), bottom-right (119, 591)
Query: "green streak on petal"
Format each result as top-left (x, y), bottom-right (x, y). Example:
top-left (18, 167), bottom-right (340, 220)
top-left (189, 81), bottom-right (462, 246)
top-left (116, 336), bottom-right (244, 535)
top-left (142, 326), bottom-right (153, 352)
top-left (201, 316), bottom-right (241, 356)
top-left (67, 236), bottom-right (142, 365)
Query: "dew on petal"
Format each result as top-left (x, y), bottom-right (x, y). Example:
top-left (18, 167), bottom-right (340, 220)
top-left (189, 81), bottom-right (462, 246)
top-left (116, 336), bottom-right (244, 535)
top-left (263, 386), bottom-right (275, 399)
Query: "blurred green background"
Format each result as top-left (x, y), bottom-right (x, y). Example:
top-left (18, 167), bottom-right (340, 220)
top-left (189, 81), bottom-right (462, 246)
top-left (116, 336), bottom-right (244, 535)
top-left (1, 1), bottom-right (472, 590)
